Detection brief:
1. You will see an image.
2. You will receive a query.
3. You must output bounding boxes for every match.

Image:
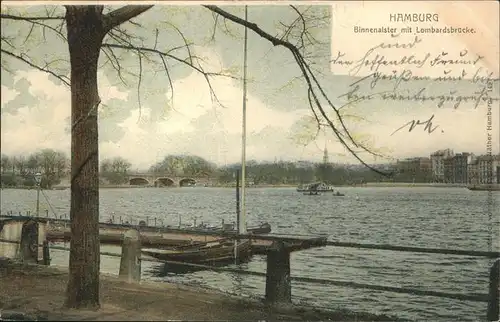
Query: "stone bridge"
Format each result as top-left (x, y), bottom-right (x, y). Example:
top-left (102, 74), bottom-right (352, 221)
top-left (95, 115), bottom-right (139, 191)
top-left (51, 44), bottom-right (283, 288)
top-left (126, 173), bottom-right (212, 187)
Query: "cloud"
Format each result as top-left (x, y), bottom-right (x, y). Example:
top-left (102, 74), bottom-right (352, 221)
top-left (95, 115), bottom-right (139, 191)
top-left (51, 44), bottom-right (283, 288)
top-left (1, 46), bottom-right (310, 169)
top-left (1, 69), bottom-right (129, 156)
top-left (3, 43), bottom-right (497, 170)
top-left (100, 47), bottom-right (311, 168)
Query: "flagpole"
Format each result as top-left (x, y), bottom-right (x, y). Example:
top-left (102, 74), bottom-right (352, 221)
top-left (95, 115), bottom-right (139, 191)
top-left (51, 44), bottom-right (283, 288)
top-left (240, 5), bottom-right (248, 235)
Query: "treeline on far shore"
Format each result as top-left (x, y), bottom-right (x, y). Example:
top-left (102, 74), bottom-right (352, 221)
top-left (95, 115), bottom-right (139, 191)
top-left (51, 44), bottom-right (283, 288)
top-left (2, 150), bottom-right (438, 189)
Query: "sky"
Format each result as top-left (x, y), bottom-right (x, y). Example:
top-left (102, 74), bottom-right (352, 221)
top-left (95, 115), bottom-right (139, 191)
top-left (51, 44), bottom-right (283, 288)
top-left (1, 2), bottom-right (499, 170)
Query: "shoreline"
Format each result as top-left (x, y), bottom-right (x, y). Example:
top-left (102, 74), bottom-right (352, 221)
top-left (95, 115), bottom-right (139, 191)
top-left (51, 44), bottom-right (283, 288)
top-left (1, 183), bottom-right (471, 190)
top-left (0, 259), bottom-right (402, 321)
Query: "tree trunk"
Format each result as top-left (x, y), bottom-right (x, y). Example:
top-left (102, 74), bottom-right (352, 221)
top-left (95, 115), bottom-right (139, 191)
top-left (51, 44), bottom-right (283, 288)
top-left (64, 6), bottom-right (105, 309)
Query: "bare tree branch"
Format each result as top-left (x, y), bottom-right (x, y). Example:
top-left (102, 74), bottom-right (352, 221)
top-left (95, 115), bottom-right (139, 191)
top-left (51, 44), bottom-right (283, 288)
top-left (102, 5), bottom-right (153, 32)
top-left (101, 47), bottom-right (127, 86)
top-left (0, 48), bottom-right (70, 86)
top-left (1, 5), bottom-right (387, 175)
top-left (0, 14), bottom-right (64, 20)
top-left (1, 13), bottom-right (67, 42)
top-left (203, 5), bottom-right (389, 176)
top-left (136, 49), bottom-right (144, 123)
top-left (101, 42), bottom-right (238, 109)
top-left (161, 20), bottom-right (193, 65)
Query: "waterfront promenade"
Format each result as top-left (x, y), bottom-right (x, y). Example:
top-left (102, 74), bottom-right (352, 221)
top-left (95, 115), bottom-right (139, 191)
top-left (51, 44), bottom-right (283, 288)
top-left (0, 259), bottom-right (398, 321)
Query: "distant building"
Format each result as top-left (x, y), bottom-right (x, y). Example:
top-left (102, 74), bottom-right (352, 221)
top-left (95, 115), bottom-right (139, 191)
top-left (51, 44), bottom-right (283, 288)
top-left (467, 158), bottom-right (479, 185)
top-left (430, 149), bottom-right (454, 182)
top-left (444, 152), bottom-right (474, 184)
top-left (454, 153), bottom-right (473, 184)
top-left (443, 157), bottom-right (454, 183)
top-left (477, 154), bottom-right (500, 184)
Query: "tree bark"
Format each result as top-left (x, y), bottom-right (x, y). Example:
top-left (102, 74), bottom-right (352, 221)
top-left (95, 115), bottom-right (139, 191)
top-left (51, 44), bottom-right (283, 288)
top-left (64, 6), bottom-right (105, 309)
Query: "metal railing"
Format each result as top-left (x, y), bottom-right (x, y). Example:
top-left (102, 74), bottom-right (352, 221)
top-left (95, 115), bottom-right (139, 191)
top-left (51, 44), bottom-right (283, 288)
top-left (0, 237), bottom-right (498, 320)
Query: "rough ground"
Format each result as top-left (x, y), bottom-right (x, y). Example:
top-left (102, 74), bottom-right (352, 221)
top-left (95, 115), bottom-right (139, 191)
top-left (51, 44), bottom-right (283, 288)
top-left (0, 259), bottom-right (402, 321)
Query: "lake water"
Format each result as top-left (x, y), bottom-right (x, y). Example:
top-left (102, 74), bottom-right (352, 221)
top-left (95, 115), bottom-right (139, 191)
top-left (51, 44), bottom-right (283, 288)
top-left (1, 187), bottom-right (499, 321)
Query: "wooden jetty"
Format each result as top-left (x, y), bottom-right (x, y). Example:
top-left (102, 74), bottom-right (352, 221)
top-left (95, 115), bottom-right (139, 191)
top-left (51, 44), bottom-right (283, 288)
top-left (1, 214), bottom-right (327, 255)
top-left (44, 225), bottom-right (324, 255)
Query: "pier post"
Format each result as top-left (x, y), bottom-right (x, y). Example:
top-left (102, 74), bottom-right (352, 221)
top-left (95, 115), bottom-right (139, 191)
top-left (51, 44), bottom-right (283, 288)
top-left (487, 258), bottom-right (500, 321)
top-left (42, 240), bottom-right (50, 265)
top-left (265, 241), bottom-right (291, 305)
top-left (119, 229), bottom-right (141, 283)
top-left (19, 220), bottom-right (39, 263)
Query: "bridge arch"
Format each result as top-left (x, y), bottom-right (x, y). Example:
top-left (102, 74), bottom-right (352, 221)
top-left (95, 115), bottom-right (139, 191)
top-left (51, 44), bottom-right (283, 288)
top-left (129, 177), bottom-right (149, 186)
top-left (179, 178), bottom-right (196, 187)
top-left (155, 177), bottom-right (175, 187)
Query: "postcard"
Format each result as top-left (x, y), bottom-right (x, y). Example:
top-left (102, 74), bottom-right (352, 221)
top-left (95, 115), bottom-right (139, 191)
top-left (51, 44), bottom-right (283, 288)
top-left (0, 2), bottom-right (499, 322)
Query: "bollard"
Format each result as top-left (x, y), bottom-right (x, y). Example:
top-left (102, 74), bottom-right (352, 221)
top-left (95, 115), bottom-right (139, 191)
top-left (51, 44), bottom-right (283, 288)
top-left (154, 217), bottom-right (157, 226)
top-left (119, 229), bottom-right (141, 283)
top-left (42, 240), bottom-right (50, 265)
top-left (19, 211), bottom-right (21, 216)
top-left (487, 258), bottom-right (500, 321)
top-left (265, 241), bottom-right (291, 305)
top-left (45, 209), bottom-right (49, 218)
top-left (19, 220), bottom-right (39, 263)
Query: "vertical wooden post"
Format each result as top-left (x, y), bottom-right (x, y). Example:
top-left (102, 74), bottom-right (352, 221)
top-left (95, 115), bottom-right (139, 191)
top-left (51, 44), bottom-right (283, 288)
top-left (487, 258), bottom-right (500, 321)
top-left (236, 169), bottom-right (240, 231)
top-left (119, 229), bottom-right (141, 283)
top-left (265, 241), bottom-right (291, 304)
top-left (20, 220), bottom-right (39, 263)
top-left (42, 240), bottom-right (51, 265)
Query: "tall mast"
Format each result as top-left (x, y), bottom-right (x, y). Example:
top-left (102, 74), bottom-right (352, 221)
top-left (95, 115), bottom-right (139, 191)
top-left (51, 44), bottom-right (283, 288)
top-left (239, 5), bottom-right (248, 235)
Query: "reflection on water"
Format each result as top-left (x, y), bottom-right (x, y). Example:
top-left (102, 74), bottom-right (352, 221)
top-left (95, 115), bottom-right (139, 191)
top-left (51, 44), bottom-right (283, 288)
top-left (1, 187), bottom-right (499, 321)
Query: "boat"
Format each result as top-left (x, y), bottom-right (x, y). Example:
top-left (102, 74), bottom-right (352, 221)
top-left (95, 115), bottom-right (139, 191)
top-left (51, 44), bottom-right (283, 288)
top-left (142, 238), bottom-right (252, 272)
top-left (303, 191), bottom-right (321, 195)
top-left (467, 184), bottom-right (500, 191)
top-left (297, 182), bottom-right (335, 193)
top-left (180, 222), bottom-right (271, 235)
top-left (332, 191), bottom-right (345, 197)
top-left (247, 222), bottom-right (271, 234)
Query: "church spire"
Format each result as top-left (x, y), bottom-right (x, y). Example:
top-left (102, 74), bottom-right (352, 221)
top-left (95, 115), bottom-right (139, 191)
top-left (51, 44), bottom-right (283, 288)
top-left (323, 143), bottom-right (329, 164)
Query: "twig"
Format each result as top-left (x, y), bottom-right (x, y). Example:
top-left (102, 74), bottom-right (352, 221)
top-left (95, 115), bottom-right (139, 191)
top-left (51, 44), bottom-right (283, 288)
top-left (136, 49), bottom-right (143, 124)
top-left (0, 49), bottom-right (70, 86)
top-left (0, 14), bottom-right (64, 20)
